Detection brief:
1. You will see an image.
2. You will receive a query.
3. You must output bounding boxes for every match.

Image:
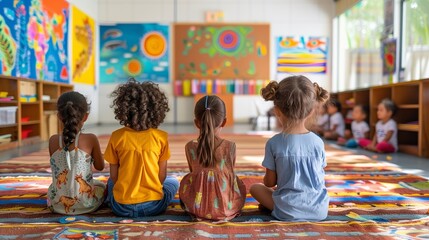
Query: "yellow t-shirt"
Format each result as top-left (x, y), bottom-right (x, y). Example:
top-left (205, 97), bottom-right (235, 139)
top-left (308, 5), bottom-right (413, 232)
top-left (104, 127), bottom-right (170, 204)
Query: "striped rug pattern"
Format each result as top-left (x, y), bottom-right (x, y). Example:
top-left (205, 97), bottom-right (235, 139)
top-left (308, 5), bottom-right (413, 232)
top-left (0, 133), bottom-right (428, 239)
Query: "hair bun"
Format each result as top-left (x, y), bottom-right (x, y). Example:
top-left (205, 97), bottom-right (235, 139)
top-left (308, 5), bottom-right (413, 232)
top-left (261, 81), bottom-right (279, 101)
top-left (313, 82), bottom-right (329, 103)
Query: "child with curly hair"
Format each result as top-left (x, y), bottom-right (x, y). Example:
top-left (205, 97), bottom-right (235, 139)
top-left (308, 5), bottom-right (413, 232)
top-left (250, 76), bottom-right (330, 221)
top-left (104, 78), bottom-right (179, 217)
top-left (179, 95), bottom-right (246, 221)
top-left (47, 91), bottom-right (105, 215)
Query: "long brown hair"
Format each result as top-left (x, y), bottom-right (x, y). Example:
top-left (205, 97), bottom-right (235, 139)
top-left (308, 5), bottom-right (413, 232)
top-left (194, 95), bottom-right (226, 167)
top-left (261, 75), bottom-right (329, 132)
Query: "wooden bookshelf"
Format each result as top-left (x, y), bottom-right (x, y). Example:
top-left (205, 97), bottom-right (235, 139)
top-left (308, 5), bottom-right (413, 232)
top-left (333, 79), bottom-right (429, 157)
top-left (0, 75), bottom-right (73, 150)
top-left (41, 81), bottom-right (73, 140)
top-left (330, 88), bottom-right (370, 128)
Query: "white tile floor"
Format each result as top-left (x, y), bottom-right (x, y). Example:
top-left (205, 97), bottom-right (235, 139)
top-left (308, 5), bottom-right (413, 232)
top-left (1, 123), bottom-right (429, 179)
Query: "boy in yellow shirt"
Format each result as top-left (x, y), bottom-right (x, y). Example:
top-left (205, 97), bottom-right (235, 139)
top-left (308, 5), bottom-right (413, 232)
top-left (104, 78), bottom-right (179, 217)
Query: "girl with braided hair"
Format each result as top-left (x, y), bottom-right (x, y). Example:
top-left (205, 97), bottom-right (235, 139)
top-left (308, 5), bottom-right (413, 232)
top-left (179, 95), bottom-right (246, 221)
top-left (250, 75), bottom-right (330, 221)
top-left (47, 91), bottom-right (105, 215)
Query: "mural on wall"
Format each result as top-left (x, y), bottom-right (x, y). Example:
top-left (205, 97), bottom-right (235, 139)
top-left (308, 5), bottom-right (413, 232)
top-left (174, 24), bottom-right (270, 80)
top-left (0, 0), bottom-right (69, 83)
top-left (382, 38), bottom-right (396, 78)
top-left (71, 6), bottom-right (95, 85)
top-left (276, 36), bottom-right (328, 75)
top-left (99, 24), bottom-right (169, 84)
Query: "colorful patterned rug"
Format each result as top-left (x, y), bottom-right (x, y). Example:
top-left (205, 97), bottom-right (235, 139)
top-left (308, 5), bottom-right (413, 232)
top-left (1, 134), bottom-right (429, 239)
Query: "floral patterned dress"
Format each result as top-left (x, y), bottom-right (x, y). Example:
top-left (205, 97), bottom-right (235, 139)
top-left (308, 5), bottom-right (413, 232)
top-left (179, 139), bottom-right (246, 221)
top-left (47, 132), bottom-right (106, 215)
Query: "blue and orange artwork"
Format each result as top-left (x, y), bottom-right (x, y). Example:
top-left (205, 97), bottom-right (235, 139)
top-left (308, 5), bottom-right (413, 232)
top-left (0, 0), bottom-right (69, 83)
top-left (276, 36), bottom-right (328, 74)
top-left (99, 24), bottom-right (169, 84)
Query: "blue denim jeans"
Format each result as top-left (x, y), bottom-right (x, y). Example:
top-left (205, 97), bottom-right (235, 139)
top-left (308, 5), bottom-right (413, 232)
top-left (106, 177), bottom-right (179, 217)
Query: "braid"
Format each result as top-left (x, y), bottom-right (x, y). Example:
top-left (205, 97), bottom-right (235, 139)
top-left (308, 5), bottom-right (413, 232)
top-left (57, 92), bottom-right (89, 150)
top-left (62, 102), bottom-right (80, 149)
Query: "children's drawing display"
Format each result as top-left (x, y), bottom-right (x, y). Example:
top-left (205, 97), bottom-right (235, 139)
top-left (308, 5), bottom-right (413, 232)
top-left (0, 0), bottom-right (70, 83)
top-left (174, 23), bottom-right (270, 96)
top-left (71, 6), bottom-right (96, 85)
top-left (99, 23), bottom-right (169, 84)
top-left (276, 36), bottom-right (328, 75)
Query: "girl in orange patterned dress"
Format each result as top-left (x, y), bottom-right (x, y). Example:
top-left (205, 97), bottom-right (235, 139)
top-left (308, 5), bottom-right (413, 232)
top-left (179, 95), bottom-right (246, 221)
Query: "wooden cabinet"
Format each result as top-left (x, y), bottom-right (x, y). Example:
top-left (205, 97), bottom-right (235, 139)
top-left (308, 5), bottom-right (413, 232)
top-left (0, 75), bottom-right (73, 150)
top-left (331, 88), bottom-right (370, 124)
top-left (0, 76), bottom-right (19, 150)
top-left (40, 82), bottom-right (73, 141)
top-left (333, 79), bottom-right (429, 157)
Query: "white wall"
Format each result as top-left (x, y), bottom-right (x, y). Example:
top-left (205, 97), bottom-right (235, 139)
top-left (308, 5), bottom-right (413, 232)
top-left (67, 0), bottom-right (100, 125)
top-left (98, 0), bottom-right (335, 124)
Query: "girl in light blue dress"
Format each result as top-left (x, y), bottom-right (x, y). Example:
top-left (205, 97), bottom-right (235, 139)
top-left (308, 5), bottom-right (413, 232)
top-left (250, 76), bottom-right (330, 221)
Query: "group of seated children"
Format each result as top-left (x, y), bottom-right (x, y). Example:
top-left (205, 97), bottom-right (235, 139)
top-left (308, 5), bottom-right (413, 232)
top-left (316, 98), bottom-right (398, 154)
top-left (47, 76), bottom-right (330, 223)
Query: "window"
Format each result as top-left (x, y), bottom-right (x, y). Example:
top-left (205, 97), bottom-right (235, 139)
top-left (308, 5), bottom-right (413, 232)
top-left (402, 0), bottom-right (429, 81)
top-left (336, 0), bottom-right (384, 91)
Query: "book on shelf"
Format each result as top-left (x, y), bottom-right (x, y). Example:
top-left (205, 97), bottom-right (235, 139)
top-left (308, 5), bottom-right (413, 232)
top-left (0, 96), bottom-right (14, 102)
top-left (0, 133), bottom-right (12, 143)
top-left (42, 95), bottom-right (51, 101)
top-left (0, 138), bottom-right (11, 143)
top-left (0, 134), bottom-right (12, 139)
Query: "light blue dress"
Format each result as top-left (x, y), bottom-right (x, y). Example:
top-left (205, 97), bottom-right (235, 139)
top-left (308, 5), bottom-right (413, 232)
top-left (262, 132), bottom-right (329, 221)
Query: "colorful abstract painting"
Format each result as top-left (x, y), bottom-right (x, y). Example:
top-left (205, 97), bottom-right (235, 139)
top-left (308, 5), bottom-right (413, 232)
top-left (99, 24), bottom-right (169, 84)
top-left (0, 0), bottom-right (69, 83)
top-left (276, 36), bottom-right (328, 75)
top-left (173, 24), bottom-right (270, 82)
top-left (71, 6), bottom-right (95, 85)
top-left (382, 38), bottom-right (396, 76)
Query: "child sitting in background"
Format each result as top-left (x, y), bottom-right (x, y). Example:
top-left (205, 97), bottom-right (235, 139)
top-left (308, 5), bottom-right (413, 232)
top-left (323, 99), bottom-right (345, 140)
top-left (314, 103), bottom-right (329, 136)
top-left (104, 78), bottom-right (179, 217)
top-left (47, 91), bottom-right (105, 215)
top-left (179, 95), bottom-right (246, 221)
top-left (360, 99), bottom-right (397, 153)
top-left (250, 76), bottom-right (330, 221)
top-left (337, 104), bottom-right (369, 148)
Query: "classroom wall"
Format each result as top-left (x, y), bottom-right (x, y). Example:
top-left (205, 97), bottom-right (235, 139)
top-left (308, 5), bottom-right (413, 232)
top-left (67, 0), bottom-right (100, 125)
top-left (97, 0), bottom-right (335, 124)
